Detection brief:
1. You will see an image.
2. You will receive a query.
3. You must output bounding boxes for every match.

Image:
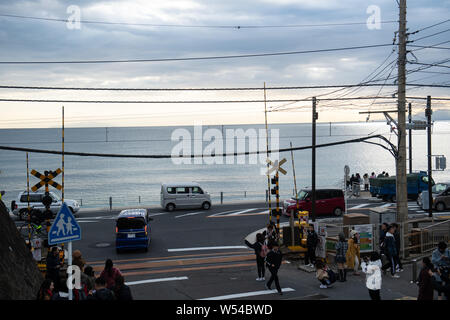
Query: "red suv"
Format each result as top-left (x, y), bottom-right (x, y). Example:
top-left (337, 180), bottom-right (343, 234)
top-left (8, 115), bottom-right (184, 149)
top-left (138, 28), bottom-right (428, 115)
top-left (282, 189), bottom-right (345, 217)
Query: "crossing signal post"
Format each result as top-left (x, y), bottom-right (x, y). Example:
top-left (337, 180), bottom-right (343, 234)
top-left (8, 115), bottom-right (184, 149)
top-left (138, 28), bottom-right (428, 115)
top-left (271, 174), bottom-right (280, 230)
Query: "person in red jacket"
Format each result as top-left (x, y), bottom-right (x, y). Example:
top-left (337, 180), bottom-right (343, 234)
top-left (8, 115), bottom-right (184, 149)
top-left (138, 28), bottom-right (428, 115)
top-left (417, 257), bottom-right (435, 300)
top-left (100, 259), bottom-right (122, 289)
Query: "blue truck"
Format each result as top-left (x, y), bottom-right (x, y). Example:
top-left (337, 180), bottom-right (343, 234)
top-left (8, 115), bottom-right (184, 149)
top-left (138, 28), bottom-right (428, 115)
top-left (369, 171), bottom-right (434, 202)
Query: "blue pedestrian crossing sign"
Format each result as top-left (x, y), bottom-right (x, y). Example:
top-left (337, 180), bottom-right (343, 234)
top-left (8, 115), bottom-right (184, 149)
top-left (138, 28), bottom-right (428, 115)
top-left (48, 202), bottom-right (81, 245)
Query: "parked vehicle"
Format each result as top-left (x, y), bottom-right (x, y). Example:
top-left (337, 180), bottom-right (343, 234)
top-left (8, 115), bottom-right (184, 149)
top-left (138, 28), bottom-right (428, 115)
top-left (417, 182), bottom-right (450, 208)
top-left (160, 183), bottom-right (211, 212)
top-left (369, 171), bottom-right (434, 202)
top-left (115, 209), bottom-right (152, 253)
top-left (11, 191), bottom-right (80, 220)
top-left (283, 188), bottom-right (345, 217)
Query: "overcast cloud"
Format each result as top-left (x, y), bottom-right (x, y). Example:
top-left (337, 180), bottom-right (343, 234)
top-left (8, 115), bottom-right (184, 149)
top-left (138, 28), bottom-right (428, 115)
top-left (0, 0), bottom-right (448, 128)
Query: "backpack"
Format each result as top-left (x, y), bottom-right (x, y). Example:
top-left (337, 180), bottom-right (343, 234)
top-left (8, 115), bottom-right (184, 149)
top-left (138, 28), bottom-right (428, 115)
top-left (260, 243), bottom-right (269, 258)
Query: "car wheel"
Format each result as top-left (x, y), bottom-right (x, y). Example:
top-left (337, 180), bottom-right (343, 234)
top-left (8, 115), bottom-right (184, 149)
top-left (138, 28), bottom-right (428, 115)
top-left (436, 202), bottom-right (446, 212)
top-left (166, 203), bottom-right (175, 212)
top-left (202, 202), bottom-right (211, 210)
top-left (333, 207), bottom-right (343, 217)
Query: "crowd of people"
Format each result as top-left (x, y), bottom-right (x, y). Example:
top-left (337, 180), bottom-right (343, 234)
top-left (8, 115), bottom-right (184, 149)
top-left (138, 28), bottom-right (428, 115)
top-left (346, 171), bottom-right (389, 197)
top-left (245, 221), bottom-right (449, 300)
top-left (37, 249), bottom-right (133, 301)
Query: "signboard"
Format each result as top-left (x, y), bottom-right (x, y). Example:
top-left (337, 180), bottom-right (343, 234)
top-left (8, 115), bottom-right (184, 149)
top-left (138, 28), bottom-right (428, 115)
top-left (354, 224), bottom-right (373, 253)
top-left (48, 202), bottom-right (81, 245)
top-left (315, 225), bottom-right (327, 258)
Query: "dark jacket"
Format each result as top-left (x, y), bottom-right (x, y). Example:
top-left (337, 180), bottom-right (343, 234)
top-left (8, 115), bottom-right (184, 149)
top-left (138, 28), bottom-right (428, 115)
top-left (306, 230), bottom-right (318, 248)
top-left (384, 232), bottom-right (397, 256)
top-left (245, 240), bottom-right (263, 257)
top-left (417, 268), bottom-right (434, 300)
top-left (114, 284), bottom-right (133, 301)
top-left (88, 288), bottom-right (115, 301)
top-left (46, 252), bottom-right (60, 270)
top-left (394, 230), bottom-right (401, 254)
top-left (266, 249), bottom-right (282, 269)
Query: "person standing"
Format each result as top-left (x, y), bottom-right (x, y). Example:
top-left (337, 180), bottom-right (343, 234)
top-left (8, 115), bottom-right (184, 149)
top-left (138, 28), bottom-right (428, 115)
top-left (346, 230), bottom-right (361, 276)
top-left (113, 275), bottom-right (133, 300)
top-left (363, 173), bottom-right (370, 191)
top-left (265, 241), bottom-right (283, 295)
top-left (305, 224), bottom-right (318, 267)
top-left (431, 241), bottom-right (450, 300)
top-left (377, 171), bottom-right (386, 178)
top-left (417, 257), bottom-right (435, 300)
top-left (88, 277), bottom-right (115, 301)
top-left (100, 259), bottom-right (122, 290)
top-left (245, 233), bottom-right (267, 281)
top-left (37, 279), bottom-right (54, 300)
top-left (46, 246), bottom-right (61, 291)
top-left (370, 172), bottom-right (376, 179)
top-left (361, 252), bottom-right (383, 300)
top-left (392, 223), bottom-right (404, 272)
top-left (335, 232), bottom-right (348, 282)
top-left (263, 223), bottom-right (279, 244)
top-left (381, 225), bottom-right (400, 278)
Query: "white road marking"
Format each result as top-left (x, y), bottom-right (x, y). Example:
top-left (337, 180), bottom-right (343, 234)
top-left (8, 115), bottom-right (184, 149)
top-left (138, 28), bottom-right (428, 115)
top-left (199, 288), bottom-right (295, 300)
top-left (228, 208), bottom-right (259, 216)
top-left (207, 209), bottom-right (248, 217)
top-left (125, 276), bottom-right (188, 286)
top-left (174, 212), bottom-right (202, 219)
top-left (349, 203), bottom-right (370, 209)
top-left (148, 212), bottom-right (169, 217)
top-left (77, 220), bottom-right (97, 223)
top-left (168, 246), bottom-right (250, 252)
top-left (379, 203), bottom-right (393, 208)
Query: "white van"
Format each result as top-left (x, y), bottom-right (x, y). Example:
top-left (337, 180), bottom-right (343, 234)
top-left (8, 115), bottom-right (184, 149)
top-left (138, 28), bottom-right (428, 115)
top-left (160, 183), bottom-right (211, 212)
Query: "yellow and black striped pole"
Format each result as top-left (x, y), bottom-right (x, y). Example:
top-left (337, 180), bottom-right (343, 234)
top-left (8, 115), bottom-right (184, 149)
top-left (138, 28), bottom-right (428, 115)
top-left (275, 170), bottom-right (280, 231)
top-left (26, 152), bottom-right (31, 244)
top-left (62, 106), bottom-right (64, 203)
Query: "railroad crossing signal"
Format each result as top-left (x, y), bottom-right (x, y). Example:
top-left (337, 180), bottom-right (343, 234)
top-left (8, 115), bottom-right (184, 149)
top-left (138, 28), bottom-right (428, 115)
top-left (30, 169), bottom-right (62, 192)
top-left (268, 158), bottom-right (287, 232)
top-left (267, 158), bottom-right (287, 176)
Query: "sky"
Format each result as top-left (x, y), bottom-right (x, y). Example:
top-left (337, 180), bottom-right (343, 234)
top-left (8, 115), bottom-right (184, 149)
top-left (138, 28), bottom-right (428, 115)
top-left (0, 0), bottom-right (449, 128)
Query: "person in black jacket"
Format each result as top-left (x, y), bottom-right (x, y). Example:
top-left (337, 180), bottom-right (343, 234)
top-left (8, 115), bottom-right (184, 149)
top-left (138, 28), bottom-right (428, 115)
top-left (305, 224), bottom-right (318, 267)
top-left (245, 233), bottom-right (267, 281)
top-left (88, 277), bottom-right (115, 300)
top-left (265, 240), bottom-right (283, 295)
top-left (113, 275), bottom-right (133, 300)
top-left (392, 223), bottom-right (404, 272)
top-left (46, 247), bottom-right (61, 291)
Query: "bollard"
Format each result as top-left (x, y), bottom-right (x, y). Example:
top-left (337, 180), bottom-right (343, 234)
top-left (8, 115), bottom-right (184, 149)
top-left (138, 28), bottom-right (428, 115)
top-left (80, 199), bottom-right (82, 206)
top-left (139, 196), bottom-right (141, 204)
top-left (244, 191), bottom-right (246, 198)
top-left (411, 259), bottom-right (418, 283)
top-left (109, 197), bottom-right (112, 211)
top-left (220, 192), bottom-right (223, 204)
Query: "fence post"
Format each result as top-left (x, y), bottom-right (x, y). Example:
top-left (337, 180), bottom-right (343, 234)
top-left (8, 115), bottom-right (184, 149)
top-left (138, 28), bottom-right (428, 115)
top-left (220, 192), bottom-right (223, 204)
top-left (109, 197), bottom-right (112, 211)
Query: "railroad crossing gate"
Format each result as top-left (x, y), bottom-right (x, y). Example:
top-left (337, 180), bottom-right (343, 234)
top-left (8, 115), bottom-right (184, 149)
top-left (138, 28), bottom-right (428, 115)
top-left (48, 203), bottom-right (81, 245)
top-left (30, 168), bottom-right (62, 192)
top-left (267, 158), bottom-right (287, 231)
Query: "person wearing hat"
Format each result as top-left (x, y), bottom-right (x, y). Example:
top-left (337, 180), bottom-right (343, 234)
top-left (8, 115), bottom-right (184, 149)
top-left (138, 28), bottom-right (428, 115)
top-left (346, 230), bottom-right (361, 275)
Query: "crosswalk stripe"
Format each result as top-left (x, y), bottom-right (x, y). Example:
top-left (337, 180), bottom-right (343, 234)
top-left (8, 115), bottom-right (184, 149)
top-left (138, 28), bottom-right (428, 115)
top-left (349, 203), bottom-right (370, 210)
top-left (125, 276), bottom-right (188, 286)
top-left (174, 212), bottom-right (202, 219)
top-left (199, 288), bottom-right (295, 300)
top-left (168, 246), bottom-right (249, 252)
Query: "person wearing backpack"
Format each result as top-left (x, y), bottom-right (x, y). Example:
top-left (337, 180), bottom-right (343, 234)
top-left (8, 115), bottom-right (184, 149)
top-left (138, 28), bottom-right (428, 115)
top-left (245, 233), bottom-right (267, 281)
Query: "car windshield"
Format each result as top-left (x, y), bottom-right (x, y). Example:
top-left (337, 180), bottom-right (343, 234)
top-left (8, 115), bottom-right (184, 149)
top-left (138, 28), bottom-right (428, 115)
top-left (50, 193), bottom-right (61, 201)
top-left (297, 190), bottom-right (309, 200)
top-left (433, 183), bottom-right (448, 193)
top-left (116, 217), bottom-right (146, 230)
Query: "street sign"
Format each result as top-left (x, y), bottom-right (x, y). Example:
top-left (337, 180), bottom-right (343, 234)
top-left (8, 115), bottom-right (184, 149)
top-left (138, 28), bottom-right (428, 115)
top-left (31, 168), bottom-right (62, 192)
top-left (267, 158), bottom-right (287, 175)
top-left (48, 202), bottom-right (81, 245)
top-left (405, 120), bottom-right (427, 130)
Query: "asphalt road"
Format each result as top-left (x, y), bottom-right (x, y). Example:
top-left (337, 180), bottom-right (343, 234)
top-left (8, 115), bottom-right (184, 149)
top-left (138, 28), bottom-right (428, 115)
top-left (13, 197), bottom-right (449, 300)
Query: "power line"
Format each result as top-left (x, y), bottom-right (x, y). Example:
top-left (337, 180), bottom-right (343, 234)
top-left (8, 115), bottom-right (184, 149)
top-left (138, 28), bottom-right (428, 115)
top-left (0, 13), bottom-right (398, 29)
top-left (1, 95), bottom-right (446, 104)
top-left (0, 43), bottom-right (393, 64)
top-left (411, 28), bottom-right (450, 43)
top-left (409, 18), bottom-right (450, 35)
top-left (409, 61), bottom-right (450, 69)
top-left (0, 134), bottom-right (396, 158)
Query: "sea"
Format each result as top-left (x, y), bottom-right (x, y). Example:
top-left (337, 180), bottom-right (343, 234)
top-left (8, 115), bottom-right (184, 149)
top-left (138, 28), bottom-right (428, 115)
top-left (1, 121), bottom-right (449, 209)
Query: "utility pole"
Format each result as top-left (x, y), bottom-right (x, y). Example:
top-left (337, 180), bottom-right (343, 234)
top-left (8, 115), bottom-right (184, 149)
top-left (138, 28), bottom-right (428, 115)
top-left (426, 96), bottom-right (433, 218)
top-left (396, 0), bottom-right (408, 225)
top-left (311, 97), bottom-right (318, 222)
top-left (408, 103), bottom-right (412, 174)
